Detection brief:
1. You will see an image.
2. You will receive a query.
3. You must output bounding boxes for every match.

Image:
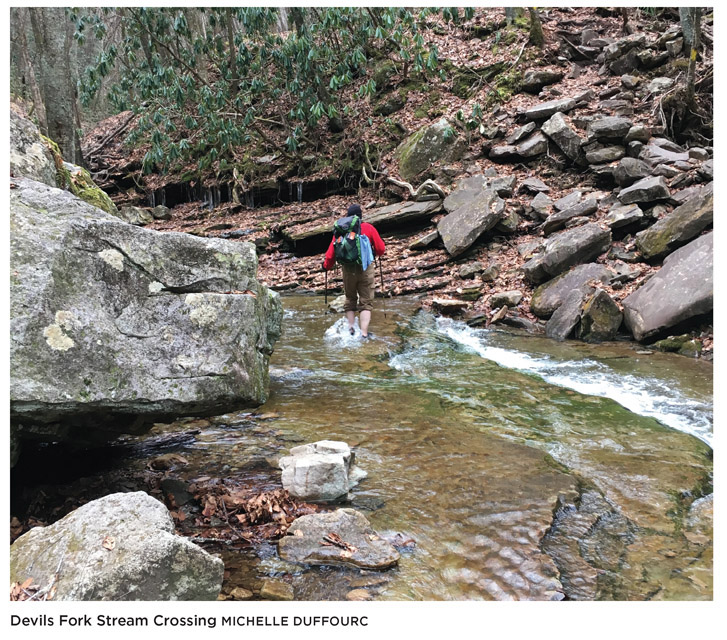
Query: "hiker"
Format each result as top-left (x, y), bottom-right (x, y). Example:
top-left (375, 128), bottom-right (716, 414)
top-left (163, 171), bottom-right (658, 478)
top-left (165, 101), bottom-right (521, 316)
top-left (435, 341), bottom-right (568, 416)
top-left (323, 203), bottom-right (386, 338)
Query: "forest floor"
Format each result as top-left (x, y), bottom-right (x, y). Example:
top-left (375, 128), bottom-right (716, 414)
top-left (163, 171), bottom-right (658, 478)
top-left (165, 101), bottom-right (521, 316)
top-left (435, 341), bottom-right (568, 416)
top-left (81, 6), bottom-right (713, 356)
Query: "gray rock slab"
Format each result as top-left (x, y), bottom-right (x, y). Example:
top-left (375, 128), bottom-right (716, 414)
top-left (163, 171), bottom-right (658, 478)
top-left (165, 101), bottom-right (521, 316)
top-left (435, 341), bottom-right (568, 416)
top-left (278, 509), bottom-right (400, 570)
top-left (586, 116), bottom-right (633, 141)
top-left (635, 184), bottom-right (713, 259)
top-left (522, 69), bottom-right (564, 93)
top-left (530, 263), bottom-right (612, 318)
top-left (541, 112), bottom-right (586, 164)
top-left (604, 203), bottom-right (644, 229)
top-left (617, 176), bottom-right (670, 204)
top-left (613, 157), bottom-right (651, 186)
top-left (623, 232), bottom-right (713, 341)
top-left (10, 492), bottom-right (223, 600)
top-left (540, 223), bottom-right (612, 279)
top-left (542, 199), bottom-right (598, 236)
top-left (585, 145), bottom-right (625, 165)
top-left (437, 188), bottom-right (505, 257)
top-left (546, 289), bottom-right (587, 340)
top-left (517, 131), bottom-right (548, 157)
top-left (522, 98), bottom-right (577, 121)
top-left (490, 290), bottom-right (523, 309)
top-left (553, 190), bottom-right (582, 211)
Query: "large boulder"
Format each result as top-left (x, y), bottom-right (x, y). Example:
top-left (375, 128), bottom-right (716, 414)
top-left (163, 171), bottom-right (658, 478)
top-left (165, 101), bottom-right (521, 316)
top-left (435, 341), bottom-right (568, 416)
top-left (635, 185), bottom-right (713, 260)
top-left (278, 509), bottom-right (400, 570)
top-left (623, 232), bottom-right (713, 341)
top-left (279, 440), bottom-right (367, 502)
top-left (530, 263), bottom-right (613, 318)
top-left (524, 223), bottom-right (612, 284)
top-left (10, 109), bottom-right (57, 187)
top-left (437, 187), bottom-right (505, 257)
top-left (395, 118), bottom-right (467, 182)
top-left (10, 492), bottom-right (224, 600)
top-left (10, 178), bottom-right (282, 445)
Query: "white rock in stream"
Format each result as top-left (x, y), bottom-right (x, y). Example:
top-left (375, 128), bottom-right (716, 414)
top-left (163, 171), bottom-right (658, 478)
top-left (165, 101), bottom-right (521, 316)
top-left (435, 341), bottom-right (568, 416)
top-left (279, 440), bottom-right (367, 502)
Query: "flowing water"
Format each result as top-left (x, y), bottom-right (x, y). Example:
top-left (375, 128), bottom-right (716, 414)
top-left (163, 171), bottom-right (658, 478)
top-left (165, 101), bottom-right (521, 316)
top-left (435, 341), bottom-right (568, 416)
top-left (221, 295), bottom-right (711, 601)
top-left (25, 295), bottom-right (709, 601)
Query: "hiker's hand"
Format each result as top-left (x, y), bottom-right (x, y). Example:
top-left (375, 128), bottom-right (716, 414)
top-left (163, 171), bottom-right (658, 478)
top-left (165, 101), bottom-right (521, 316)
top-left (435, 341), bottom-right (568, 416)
top-left (321, 260), bottom-right (327, 271)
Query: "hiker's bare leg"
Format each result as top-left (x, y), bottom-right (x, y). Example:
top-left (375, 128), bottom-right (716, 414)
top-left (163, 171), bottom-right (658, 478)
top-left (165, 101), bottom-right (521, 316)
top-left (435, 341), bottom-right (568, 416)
top-left (346, 310), bottom-right (356, 334)
top-left (360, 310), bottom-right (371, 337)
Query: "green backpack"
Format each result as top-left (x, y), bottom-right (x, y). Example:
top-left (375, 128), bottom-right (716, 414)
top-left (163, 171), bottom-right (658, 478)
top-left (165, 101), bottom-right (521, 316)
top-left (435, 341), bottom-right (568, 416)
top-left (333, 215), bottom-right (362, 265)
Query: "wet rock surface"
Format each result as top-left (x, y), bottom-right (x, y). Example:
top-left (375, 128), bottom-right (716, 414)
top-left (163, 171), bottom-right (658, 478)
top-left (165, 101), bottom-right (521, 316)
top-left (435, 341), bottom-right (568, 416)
top-left (278, 509), bottom-right (400, 570)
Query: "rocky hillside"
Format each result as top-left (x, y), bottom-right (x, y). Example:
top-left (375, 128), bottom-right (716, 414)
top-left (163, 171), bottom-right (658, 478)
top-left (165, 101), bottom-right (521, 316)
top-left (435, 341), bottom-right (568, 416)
top-left (80, 7), bottom-right (713, 357)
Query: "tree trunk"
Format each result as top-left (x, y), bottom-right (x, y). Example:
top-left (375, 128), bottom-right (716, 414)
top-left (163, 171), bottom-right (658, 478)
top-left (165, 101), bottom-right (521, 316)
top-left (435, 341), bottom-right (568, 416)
top-left (13, 8), bottom-right (48, 134)
top-left (29, 7), bottom-right (83, 164)
top-left (681, 7), bottom-right (702, 105)
top-left (528, 8), bottom-right (545, 48)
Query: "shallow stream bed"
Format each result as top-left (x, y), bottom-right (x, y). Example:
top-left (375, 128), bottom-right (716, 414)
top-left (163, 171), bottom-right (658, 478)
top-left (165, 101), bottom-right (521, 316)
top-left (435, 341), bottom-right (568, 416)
top-left (11, 295), bottom-right (713, 601)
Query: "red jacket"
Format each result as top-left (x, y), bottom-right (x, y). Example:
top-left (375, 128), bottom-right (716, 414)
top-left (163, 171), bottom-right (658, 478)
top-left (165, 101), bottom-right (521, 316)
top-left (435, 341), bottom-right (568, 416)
top-left (323, 221), bottom-right (385, 270)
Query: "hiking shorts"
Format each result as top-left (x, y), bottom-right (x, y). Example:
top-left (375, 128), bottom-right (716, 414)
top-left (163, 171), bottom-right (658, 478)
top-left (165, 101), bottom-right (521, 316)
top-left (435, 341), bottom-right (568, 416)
top-left (342, 263), bottom-right (376, 312)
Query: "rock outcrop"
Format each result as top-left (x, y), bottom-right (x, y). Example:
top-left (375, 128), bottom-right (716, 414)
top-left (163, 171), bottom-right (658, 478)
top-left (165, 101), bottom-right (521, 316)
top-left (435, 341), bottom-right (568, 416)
top-left (10, 109), bottom-right (57, 187)
top-left (395, 118), bottom-right (467, 182)
top-left (623, 232), bottom-right (713, 341)
top-left (10, 177), bottom-right (282, 446)
top-left (10, 492), bottom-right (224, 600)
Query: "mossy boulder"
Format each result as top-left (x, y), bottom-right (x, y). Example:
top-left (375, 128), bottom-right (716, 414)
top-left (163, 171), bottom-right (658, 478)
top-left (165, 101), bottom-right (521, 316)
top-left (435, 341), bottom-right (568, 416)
top-left (395, 118), bottom-right (467, 182)
top-left (10, 177), bottom-right (282, 447)
top-left (577, 289), bottom-right (623, 342)
top-left (635, 184), bottom-right (713, 260)
top-left (62, 162), bottom-right (119, 217)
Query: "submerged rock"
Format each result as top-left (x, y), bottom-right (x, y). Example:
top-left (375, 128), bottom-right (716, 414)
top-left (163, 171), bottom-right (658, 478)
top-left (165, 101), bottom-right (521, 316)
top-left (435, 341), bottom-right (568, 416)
top-left (10, 492), bottom-right (224, 600)
top-left (278, 509), bottom-right (400, 570)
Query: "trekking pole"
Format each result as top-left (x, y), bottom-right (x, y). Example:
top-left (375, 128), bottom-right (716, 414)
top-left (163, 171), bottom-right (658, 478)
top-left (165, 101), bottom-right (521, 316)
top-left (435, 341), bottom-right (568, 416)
top-left (378, 256), bottom-right (387, 319)
top-left (324, 267), bottom-right (328, 310)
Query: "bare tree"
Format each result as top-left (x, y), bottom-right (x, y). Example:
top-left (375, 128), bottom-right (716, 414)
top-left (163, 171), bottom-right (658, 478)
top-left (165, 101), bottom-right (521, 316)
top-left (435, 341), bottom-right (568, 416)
top-left (28, 7), bottom-right (83, 164)
top-left (11, 8), bottom-right (48, 133)
top-left (528, 8), bottom-right (545, 47)
top-left (680, 6), bottom-right (702, 105)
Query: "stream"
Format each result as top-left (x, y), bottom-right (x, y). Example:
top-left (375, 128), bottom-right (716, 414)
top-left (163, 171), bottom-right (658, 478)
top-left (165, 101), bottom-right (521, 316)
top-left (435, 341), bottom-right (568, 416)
top-left (12, 294), bottom-right (713, 601)
top-left (227, 295), bottom-right (712, 601)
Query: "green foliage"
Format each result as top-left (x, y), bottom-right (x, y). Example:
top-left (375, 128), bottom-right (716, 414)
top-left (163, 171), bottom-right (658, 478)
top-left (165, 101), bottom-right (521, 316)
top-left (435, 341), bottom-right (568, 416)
top-left (77, 7), bottom-right (450, 174)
